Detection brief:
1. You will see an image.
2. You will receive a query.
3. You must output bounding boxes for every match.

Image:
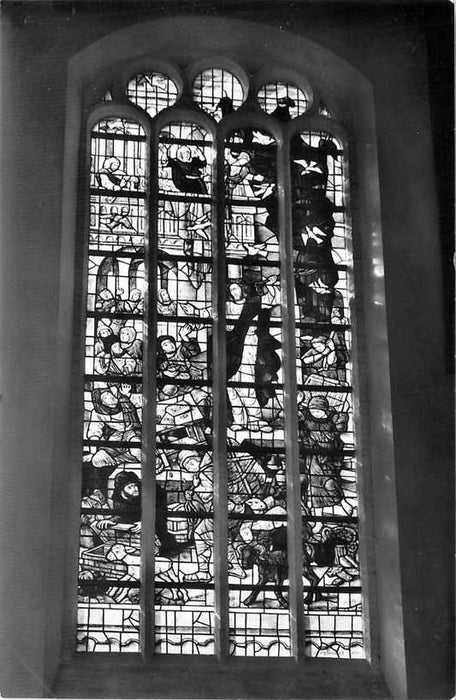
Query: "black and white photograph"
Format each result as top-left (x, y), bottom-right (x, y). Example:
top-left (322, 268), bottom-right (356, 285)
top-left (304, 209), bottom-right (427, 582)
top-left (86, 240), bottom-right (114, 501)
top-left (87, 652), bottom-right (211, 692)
top-left (0, 1), bottom-right (454, 698)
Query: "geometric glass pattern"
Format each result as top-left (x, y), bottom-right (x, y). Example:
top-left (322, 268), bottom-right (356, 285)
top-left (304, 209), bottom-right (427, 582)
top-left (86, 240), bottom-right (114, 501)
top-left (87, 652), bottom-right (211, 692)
top-left (77, 67), bottom-right (363, 659)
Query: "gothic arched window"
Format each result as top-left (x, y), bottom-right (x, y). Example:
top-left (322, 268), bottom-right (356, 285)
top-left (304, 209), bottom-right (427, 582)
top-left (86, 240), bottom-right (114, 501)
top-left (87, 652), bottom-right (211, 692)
top-left (77, 63), bottom-right (364, 661)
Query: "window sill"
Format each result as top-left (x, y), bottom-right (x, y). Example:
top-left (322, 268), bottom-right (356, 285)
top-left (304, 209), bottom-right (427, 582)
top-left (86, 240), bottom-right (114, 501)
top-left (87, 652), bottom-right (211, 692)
top-left (53, 654), bottom-right (391, 698)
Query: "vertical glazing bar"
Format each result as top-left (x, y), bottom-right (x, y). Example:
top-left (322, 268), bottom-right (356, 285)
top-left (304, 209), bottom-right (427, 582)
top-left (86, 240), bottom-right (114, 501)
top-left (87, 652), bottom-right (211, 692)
top-left (277, 138), bottom-right (305, 661)
top-left (213, 132), bottom-right (229, 658)
top-left (141, 134), bottom-right (158, 657)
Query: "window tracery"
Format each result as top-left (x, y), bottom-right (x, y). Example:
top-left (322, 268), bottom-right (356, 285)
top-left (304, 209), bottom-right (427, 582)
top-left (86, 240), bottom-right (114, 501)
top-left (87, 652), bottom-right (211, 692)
top-left (77, 66), bottom-right (363, 660)
top-left (192, 68), bottom-right (245, 120)
top-left (126, 73), bottom-right (180, 118)
top-left (257, 82), bottom-right (310, 120)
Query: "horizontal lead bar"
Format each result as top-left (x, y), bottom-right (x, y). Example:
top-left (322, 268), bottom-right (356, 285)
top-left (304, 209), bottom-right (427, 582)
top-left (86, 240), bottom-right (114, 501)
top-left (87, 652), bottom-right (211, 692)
top-left (154, 582), bottom-right (361, 593)
top-left (227, 197), bottom-right (345, 214)
top-left (295, 322), bottom-right (351, 331)
top-left (88, 248), bottom-right (144, 259)
top-left (88, 311), bottom-right (144, 321)
top-left (79, 507), bottom-right (358, 525)
top-left (156, 314), bottom-right (213, 325)
top-left (83, 439), bottom-right (141, 448)
top-left (92, 130), bottom-right (146, 143)
top-left (159, 192), bottom-right (211, 205)
top-left (78, 579), bottom-right (140, 588)
top-left (297, 384), bottom-right (352, 393)
top-left (90, 187), bottom-right (146, 199)
top-left (81, 438), bottom-right (354, 457)
top-left (157, 253), bottom-right (212, 264)
top-left (159, 135), bottom-right (210, 147)
top-left (85, 374), bottom-right (143, 384)
top-left (79, 578), bottom-right (361, 594)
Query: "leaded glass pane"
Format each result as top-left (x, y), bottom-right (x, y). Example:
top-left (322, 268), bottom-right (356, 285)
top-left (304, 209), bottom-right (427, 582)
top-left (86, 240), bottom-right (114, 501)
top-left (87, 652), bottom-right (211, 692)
top-left (224, 128), bottom-right (291, 656)
top-left (126, 73), bottom-right (179, 117)
top-left (290, 130), bottom-right (363, 658)
top-left (192, 68), bottom-right (245, 121)
top-left (257, 82), bottom-right (309, 120)
top-left (154, 122), bottom-right (215, 655)
top-left (77, 119), bottom-right (146, 653)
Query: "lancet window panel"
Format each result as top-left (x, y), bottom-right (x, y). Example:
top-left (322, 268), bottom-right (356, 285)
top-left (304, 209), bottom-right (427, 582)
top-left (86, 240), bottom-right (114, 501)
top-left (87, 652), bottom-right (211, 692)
top-left (154, 120), bottom-right (216, 655)
top-left (76, 64), bottom-right (364, 660)
top-left (289, 126), bottom-right (361, 658)
top-left (78, 118), bottom-right (147, 653)
top-left (223, 126), bottom-right (291, 656)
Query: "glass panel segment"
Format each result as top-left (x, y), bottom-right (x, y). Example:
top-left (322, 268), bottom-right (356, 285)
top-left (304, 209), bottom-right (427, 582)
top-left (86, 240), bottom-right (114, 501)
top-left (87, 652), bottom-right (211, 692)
top-left (290, 130), bottom-right (363, 658)
top-left (77, 119), bottom-right (146, 653)
top-left (154, 122), bottom-right (215, 655)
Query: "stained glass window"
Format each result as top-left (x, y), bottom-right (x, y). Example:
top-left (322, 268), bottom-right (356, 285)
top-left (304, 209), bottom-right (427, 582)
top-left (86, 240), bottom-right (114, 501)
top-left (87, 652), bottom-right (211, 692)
top-left (77, 65), bottom-right (364, 660)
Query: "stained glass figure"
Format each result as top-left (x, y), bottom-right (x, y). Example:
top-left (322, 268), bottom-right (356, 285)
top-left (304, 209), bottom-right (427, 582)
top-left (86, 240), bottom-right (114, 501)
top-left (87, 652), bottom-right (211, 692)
top-left (257, 83), bottom-right (309, 121)
top-left (77, 119), bottom-right (146, 653)
top-left (192, 68), bottom-right (245, 121)
top-left (290, 130), bottom-right (362, 658)
top-left (154, 122), bottom-right (215, 654)
top-left (126, 73), bottom-right (179, 117)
